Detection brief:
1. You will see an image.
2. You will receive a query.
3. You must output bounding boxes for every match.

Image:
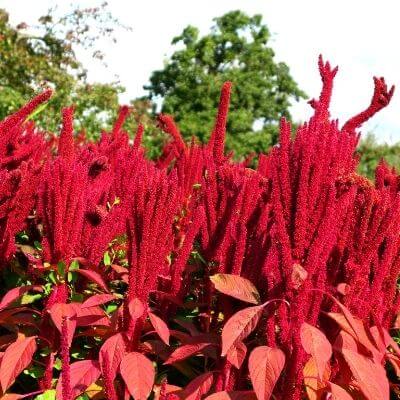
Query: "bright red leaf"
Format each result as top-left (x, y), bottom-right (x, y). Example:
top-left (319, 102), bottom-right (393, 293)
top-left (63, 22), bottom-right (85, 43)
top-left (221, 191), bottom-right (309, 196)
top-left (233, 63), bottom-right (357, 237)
top-left (149, 312), bottom-right (170, 345)
top-left (99, 333), bottom-right (127, 379)
top-left (48, 303), bottom-right (77, 346)
top-left (76, 269), bottom-right (109, 292)
top-left (291, 263), bottom-right (308, 289)
top-left (248, 346), bottom-right (285, 400)
top-left (226, 340), bottom-right (247, 369)
top-left (81, 293), bottom-right (116, 308)
top-left (341, 349), bottom-right (389, 400)
top-left (300, 322), bottom-right (332, 380)
top-left (0, 336), bottom-right (37, 392)
top-left (56, 359), bottom-right (101, 399)
top-left (327, 301), bottom-right (377, 355)
top-left (210, 273), bottom-right (260, 304)
top-left (221, 304), bottom-right (264, 356)
top-left (120, 352), bottom-right (155, 400)
top-left (180, 371), bottom-right (213, 400)
top-left (0, 286), bottom-right (42, 311)
top-left (329, 382), bottom-right (353, 400)
top-left (75, 304), bottom-right (110, 327)
top-left (128, 297), bottom-right (146, 320)
top-left (164, 343), bottom-right (215, 365)
top-left (205, 392), bottom-right (257, 400)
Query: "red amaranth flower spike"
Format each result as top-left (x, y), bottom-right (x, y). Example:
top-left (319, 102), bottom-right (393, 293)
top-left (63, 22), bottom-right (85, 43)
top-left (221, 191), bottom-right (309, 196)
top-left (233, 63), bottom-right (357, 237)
top-left (0, 89), bottom-right (53, 134)
top-left (158, 114), bottom-right (186, 155)
top-left (58, 107), bottom-right (75, 163)
top-left (209, 81), bottom-right (232, 162)
top-left (133, 123), bottom-right (144, 151)
top-left (112, 105), bottom-right (131, 139)
top-left (342, 76), bottom-right (395, 133)
top-left (308, 55), bottom-right (338, 121)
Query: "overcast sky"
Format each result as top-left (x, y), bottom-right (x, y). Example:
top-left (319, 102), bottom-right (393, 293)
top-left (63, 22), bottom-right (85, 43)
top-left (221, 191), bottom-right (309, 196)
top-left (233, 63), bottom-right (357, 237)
top-left (1, 0), bottom-right (400, 143)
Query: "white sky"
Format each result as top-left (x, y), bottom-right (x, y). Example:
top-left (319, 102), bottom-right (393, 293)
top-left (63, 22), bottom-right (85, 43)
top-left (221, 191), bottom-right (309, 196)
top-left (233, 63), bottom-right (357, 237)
top-left (1, 0), bottom-right (400, 143)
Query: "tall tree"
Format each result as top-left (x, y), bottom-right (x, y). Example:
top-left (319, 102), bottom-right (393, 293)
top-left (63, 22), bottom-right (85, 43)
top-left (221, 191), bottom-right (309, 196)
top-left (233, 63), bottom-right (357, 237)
top-left (0, 3), bottom-right (129, 136)
top-left (145, 10), bottom-right (306, 156)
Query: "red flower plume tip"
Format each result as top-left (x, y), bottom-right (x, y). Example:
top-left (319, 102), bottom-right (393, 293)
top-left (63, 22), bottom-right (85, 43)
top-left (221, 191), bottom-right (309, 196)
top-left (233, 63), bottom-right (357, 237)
top-left (158, 114), bottom-right (186, 154)
top-left (209, 81), bottom-right (232, 162)
top-left (112, 105), bottom-right (132, 139)
top-left (342, 76), bottom-right (395, 133)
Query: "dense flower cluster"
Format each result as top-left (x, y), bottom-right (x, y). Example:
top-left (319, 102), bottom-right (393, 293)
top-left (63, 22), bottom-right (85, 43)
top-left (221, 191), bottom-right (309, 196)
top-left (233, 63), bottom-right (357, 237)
top-left (0, 57), bottom-right (399, 399)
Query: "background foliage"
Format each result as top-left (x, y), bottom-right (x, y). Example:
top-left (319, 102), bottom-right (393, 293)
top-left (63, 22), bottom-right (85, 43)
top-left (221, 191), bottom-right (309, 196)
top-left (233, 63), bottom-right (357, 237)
top-left (0, 3), bottom-right (399, 171)
top-left (0, 3), bottom-right (125, 135)
top-left (145, 10), bottom-right (306, 156)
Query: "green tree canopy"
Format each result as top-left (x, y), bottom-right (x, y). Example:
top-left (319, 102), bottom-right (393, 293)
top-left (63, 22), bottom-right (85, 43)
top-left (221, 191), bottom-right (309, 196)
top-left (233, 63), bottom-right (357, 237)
top-left (357, 133), bottom-right (400, 178)
top-left (145, 10), bottom-right (306, 156)
top-left (0, 3), bottom-right (129, 136)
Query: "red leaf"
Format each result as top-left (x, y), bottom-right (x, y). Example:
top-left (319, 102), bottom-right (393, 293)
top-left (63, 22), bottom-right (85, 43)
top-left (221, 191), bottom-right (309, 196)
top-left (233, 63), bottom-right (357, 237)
top-left (111, 264), bottom-right (128, 275)
top-left (0, 336), bottom-right (37, 392)
top-left (291, 263), bottom-right (308, 290)
top-left (120, 352), bottom-right (155, 400)
top-left (181, 372), bottom-right (213, 400)
top-left (205, 392), bottom-right (257, 400)
top-left (336, 283), bottom-right (350, 296)
top-left (173, 319), bottom-right (200, 336)
top-left (0, 395), bottom-right (24, 400)
top-left (128, 298), bottom-right (146, 320)
top-left (341, 349), bottom-right (389, 400)
top-left (56, 360), bottom-right (101, 399)
top-left (333, 330), bottom-right (358, 353)
top-left (142, 340), bottom-right (171, 360)
top-left (75, 305), bottom-right (110, 327)
top-left (226, 341), bottom-right (247, 369)
top-left (81, 294), bottom-right (116, 308)
top-left (327, 302), bottom-right (377, 355)
top-left (221, 305), bottom-right (264, 356)
top-left (164, 343), bottom-right (215, 365)
top-left (0, 286), bottom-right (42, 311)
top-left (300, 323), bottom-right (332, 380)
top-left (149, 312), bottom-right (170, 345)
top-left (77, 269), bottom-right (109, 292)
top-left (303, 357), bottom-right (330, 400)
top-left (210, 274), bottom-right (260, 304)
top-left (368, 326), bottom-right (387, 357)
top-left (248, 346), bottom-right (285, 400)
top-left (99, 333), bottom-right (127, 379)
top-left (48, 303), bottom-right (77, 346)
top-left (329, 382), bottom-right (353, 400)
top-left (169, 330), bottom-right (191, 343)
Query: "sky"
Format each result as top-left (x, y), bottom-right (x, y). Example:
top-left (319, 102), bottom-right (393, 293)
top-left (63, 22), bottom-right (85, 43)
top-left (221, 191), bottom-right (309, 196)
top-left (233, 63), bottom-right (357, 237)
top-left (1, 0), bottom-right (400, 143)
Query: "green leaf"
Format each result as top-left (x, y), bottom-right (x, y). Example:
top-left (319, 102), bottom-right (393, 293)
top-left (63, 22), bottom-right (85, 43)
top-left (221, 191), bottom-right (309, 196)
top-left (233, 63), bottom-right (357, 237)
top-left (68, 271), bottom-right (77, 283)
top-left (103, 251), bottom-right (111, 266)
top-left (26, 101), bottom-right (49, 121)
top-left (76, 395), bottom-right (90, 400)
top-left (35, 389), bottom-right (56, 400)
top-left (69, 259), bottom-right (80, 271)
top-left (24, 365), bottom-right (44, 378)
top-left (71, 293), bottom-right (84, 303)
top-left (105, 303), bottom-right (118, 314)
top-left (54, 358), bottom-right (62, 371)
top-left (33, 240), bottom-right (43, 251)
top-left (57, 261), bottom-right (66, 276)
top-left (20, 292), bottom-right (43, 305)
top-left (47, 271), bottom-right (57, 284)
